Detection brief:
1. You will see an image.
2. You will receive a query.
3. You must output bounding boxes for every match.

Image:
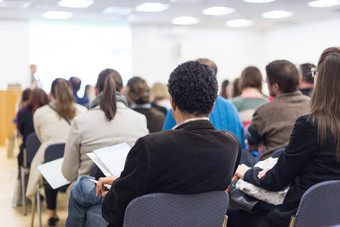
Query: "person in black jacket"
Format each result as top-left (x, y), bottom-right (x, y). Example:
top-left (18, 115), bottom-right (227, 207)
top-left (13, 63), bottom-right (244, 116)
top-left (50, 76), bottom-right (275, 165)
top-left (230, 47), bottom-right (340, 227)
top-left (65, 60), bottom-right (241, 227)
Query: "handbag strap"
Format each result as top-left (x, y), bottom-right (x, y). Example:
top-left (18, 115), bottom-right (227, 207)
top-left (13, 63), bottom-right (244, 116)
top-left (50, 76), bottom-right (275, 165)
top-left (48, 104), bottom-right (71, 125)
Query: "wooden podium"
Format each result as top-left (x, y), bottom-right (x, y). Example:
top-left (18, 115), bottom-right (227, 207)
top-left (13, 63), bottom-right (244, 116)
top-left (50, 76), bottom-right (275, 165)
top-left (0, 86), bottom-right (22, 158)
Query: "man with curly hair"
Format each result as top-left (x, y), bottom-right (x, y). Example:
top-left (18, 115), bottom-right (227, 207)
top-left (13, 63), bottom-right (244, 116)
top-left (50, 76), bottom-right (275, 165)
top-left (65, 61), bottom-right (241, 227)
top-left (162, 58), bottom-right (246, 149)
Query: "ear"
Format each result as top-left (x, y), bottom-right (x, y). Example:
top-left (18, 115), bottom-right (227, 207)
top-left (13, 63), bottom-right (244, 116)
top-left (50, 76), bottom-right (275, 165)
top-left (272, 83), bottom-right (280, 94)
top-left (170, 96), bottom-right (176, 111)
top-left (120, 87), bottom-right (124, 95)
top-left (95, 86), bottom-right (99, 96)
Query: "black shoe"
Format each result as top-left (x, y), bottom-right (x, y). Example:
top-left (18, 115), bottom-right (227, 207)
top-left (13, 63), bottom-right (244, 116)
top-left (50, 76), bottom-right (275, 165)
top-left (48, 217), bottom-right (59, 226)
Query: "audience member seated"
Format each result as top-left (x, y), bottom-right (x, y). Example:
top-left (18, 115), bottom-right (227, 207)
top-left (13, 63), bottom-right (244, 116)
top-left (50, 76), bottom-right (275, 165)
top-left (13, 88), bottom-right (31, 130)
top-left (219, 79), bottom-right (230, 100)
top-left (69, 76), bottom-right (90, 107)
top-left (232, 66), bottom-right (268, 128)
top-left (125, 77), bottom-right (165, 133)
top-left (62, 69), bottom-right (148, 187)
top-left (17, 88), bottom-right (49, 169)
top-left (232, 78), bottom-right (242, 98)
top-left (247, 60), bottom-right (310, 160)
top-left (299, 63), bottom-right (316, 96)
top-left (162, 58), bottom-right (246, 149)
top-left (228, 47), bottom-right (340, 227)
top-left (65, 60), bottom-right (242, 227)
top-left (26, 78), bottom-right (87, 226)
top-left (150, 82), bottom-right (170, 115)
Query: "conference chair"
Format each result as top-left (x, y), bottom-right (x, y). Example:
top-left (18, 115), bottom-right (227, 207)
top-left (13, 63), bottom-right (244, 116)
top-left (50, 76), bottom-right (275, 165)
top-left (31, 143), bottom-right (66, 227)
top-left (21, 132), bottom-right (41, 215)
top-left (289, 180), bottom-right (340, 227)
top-left (123, 191), bottom-right (229, 227)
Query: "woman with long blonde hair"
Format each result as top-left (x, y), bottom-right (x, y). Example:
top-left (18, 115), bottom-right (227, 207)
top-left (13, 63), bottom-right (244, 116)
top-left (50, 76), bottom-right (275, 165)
top-left (230, 47), bottom-right (340, 227)
top-left (26, 78), bottom-right (87, 226)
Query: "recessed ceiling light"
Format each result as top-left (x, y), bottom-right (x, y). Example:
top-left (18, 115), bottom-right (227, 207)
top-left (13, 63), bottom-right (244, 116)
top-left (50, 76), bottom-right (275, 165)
top-left (202, 6), bottom-right (235, 16)
top-left (226, 19), bottom-right (254, 27)
top-left (308, 0), bottom-right (340, 7)
top-left (58, 0), bottom-right (93, 8)
top-left (42, 11), bottom-right (73, 19)
top-left (102, 6), bottom-right (133, 15)
top-left (136, 3), bottom-right (169, 12)
top-left (172, 16), bottom-right (200, 25)
top-left (0, 1), bottom-right (32, 9)
top-left (243, 0), bottom-right (275, 3)
top-left (262, 10), bottom-right (293, 19)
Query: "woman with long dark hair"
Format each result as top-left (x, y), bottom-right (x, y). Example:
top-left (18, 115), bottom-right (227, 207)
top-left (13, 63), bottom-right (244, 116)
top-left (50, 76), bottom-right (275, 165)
top-left (17, 88), bottom-right (49, 168)
top-left (229, 47), bottom-right (340, 227)
top-left (26, 78), bottom-right (87, 226)
top-left (62, 69), bottom-right (148, 190)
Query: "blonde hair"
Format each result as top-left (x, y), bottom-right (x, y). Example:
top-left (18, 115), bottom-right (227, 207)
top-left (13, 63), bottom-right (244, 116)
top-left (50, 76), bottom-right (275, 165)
top-left (151, 82), bottom-right (169, 100)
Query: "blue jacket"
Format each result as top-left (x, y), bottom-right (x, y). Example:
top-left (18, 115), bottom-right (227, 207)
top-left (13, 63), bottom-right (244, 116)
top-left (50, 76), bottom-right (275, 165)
top-left (162, 96), bottom-right (246, 149)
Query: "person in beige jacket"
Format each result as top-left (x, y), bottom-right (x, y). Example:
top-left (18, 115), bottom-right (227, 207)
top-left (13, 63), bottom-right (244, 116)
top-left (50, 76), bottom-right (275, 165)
top-left (62, 69), bottom-right (148, 189)
top-left (26, 78), bottom-right (87, 226)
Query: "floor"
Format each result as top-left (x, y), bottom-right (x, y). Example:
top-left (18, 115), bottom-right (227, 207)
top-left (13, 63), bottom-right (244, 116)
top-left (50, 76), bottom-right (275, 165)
top-left (0, 145), bottom-right (68, 227)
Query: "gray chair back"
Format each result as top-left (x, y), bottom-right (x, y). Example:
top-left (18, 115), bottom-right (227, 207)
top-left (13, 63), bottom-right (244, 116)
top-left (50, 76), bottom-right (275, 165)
top-left (25, 132), bottom-right (41, 165)
top-left (292, 180), bottom-right (340, 227)
top-left (123, 191), bottom-right (229, 227)
top-left (44, 143), bottom-right (65, 163)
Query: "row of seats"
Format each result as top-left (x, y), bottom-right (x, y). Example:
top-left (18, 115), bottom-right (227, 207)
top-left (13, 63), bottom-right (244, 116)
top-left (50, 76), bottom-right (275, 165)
top-left (22, 132), bottom-right (340, 227)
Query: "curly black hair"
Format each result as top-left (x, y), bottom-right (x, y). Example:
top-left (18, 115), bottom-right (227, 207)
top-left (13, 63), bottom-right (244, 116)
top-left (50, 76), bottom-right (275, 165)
top-left (168, 61), bottom-right (218, 115)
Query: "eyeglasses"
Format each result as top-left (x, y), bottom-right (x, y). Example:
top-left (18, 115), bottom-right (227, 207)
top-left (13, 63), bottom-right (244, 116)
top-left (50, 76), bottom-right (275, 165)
top-left (311, 68), bottom-right (318, 78)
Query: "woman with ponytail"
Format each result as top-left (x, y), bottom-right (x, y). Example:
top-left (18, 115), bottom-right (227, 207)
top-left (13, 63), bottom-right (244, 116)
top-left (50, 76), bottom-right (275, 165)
top-left (62, 69), bottom-right (148, 190)
top-left (229, 47), bottom-right (340, 227)
top-left (26, 78), bottom-right (87, 226)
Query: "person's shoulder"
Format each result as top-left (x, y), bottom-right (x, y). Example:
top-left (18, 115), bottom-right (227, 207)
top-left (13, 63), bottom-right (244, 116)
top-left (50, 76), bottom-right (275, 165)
top-left (34, 104), bottom-right (50, 115)
top-left (75, 103), bottom-right (87, 113)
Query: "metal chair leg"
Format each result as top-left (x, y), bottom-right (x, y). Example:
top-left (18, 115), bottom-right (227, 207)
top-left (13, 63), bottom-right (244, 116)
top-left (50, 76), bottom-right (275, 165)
top-left (36, 188), bottom-right (42, 227)
top-left (31, 197), bottom-right (36, 227)
top-left (20, 167), bottom-right (27, 215)
top-left (223, 214), bottom-right (228, 227)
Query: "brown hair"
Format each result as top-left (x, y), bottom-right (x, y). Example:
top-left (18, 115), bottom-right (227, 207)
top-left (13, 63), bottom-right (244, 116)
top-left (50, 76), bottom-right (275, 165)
top-left (266, 60), bottom-right (299, 93)
top-left (239, 66), bottom-right (263, 92)
top-left (26, 88), bottom-right (49, 113)
top-left (232, 78), bottom-right (242, 98)
top-left (100, 75), bottom-right (117, 121)
top-left (51, 78), bottom-right (77, 121)
top-left (96, 68), bottom-right (122, 92)
top-left (126, 77), bottom-right (150, 105)
top-left (196, 58), bottom-right (218, 76)
top-left (310, 47), bottom-right (340, 161)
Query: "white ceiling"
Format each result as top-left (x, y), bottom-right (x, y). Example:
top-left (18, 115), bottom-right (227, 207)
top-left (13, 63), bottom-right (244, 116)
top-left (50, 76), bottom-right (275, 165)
top-left (1, 0), bottom-right (340, 30)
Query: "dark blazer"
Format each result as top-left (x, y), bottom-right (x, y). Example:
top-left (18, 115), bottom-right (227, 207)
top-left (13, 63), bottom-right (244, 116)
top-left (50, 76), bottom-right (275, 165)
top-left (244, 115), bottom-right (340, 227)
top-left (102, 120), bottom-right (241, 227)
top-left (132, 107), bottom-right (165, 133)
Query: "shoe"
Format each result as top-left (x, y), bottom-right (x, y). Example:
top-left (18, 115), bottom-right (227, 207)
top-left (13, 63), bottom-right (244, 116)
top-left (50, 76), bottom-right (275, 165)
top-left (48, 217), bottom-right (59, 226)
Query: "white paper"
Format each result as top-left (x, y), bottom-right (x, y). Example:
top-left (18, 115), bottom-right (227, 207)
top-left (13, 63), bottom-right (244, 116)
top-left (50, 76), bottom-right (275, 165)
top-left (87, 153), bottom-right (111, 177)
top-left (93, 143), bottom-right (131, 176)
top-left (37, 158), bottom-right (70, 189)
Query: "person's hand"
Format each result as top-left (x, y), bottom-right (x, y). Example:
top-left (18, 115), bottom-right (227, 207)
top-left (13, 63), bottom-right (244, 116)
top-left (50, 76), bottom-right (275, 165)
top-left (257, 168), bottom-right (270, 179)
top-left (95, 176), bottom-right (118, 197)
top-left (235, 164), bottom-right (250, 179)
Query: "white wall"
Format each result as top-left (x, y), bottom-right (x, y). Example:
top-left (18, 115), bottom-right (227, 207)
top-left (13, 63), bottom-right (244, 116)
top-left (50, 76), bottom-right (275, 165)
top-left (263, 18), bottom-right (340, 66)
top-left (131, 25), bottom-right (264, 86)
top-left (0, 19), bottom-right (30, 90)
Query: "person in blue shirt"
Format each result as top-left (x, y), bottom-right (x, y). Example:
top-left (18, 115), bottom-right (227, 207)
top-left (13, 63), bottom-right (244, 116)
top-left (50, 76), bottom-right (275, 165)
top-left (69, 77), bottom-right (90, 107)
top-left (162, 58), bottom-right (246, 149)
